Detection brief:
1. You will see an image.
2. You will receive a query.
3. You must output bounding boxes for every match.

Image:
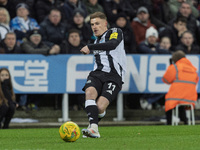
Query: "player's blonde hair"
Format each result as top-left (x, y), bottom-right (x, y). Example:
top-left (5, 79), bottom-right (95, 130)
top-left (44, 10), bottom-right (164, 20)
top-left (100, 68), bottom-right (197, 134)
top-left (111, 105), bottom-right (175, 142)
top-left (90, 12), bottom-right (107, 21)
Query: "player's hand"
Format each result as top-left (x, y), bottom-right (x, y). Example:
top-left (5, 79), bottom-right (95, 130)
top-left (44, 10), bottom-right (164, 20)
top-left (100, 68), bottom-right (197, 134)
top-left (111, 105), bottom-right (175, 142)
top-left (80, 46), bottom-right (90, 55)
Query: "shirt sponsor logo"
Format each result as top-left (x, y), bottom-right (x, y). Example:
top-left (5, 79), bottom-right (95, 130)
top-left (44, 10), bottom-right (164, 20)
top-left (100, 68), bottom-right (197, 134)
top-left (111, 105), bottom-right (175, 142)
top-left (93, 50), bottom-right (104, 55)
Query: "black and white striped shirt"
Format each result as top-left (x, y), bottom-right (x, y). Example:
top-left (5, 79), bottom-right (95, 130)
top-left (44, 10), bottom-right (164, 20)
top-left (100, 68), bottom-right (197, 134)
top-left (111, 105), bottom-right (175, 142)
top-left (88, 28), bottom-right (127, 82)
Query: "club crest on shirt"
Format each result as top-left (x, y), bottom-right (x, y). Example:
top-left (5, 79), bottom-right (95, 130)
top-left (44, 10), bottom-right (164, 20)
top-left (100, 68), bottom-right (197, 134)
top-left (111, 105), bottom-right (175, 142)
top-left (86, 80), bottom-right (91, 84)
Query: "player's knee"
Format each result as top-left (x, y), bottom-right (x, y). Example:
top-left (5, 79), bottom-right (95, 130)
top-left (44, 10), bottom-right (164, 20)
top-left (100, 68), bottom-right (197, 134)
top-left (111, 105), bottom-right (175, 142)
top-left (85, 87), bottom-right (97, 100)
top-left (85, 90), bottom-right (94, 99)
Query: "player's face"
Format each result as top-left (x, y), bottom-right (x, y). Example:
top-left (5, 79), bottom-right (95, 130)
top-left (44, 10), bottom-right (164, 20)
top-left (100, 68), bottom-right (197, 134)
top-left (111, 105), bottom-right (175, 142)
top-left (90, 17), bottom-right (107, 37)
top-left (0, 70), bottom-right (9, 82)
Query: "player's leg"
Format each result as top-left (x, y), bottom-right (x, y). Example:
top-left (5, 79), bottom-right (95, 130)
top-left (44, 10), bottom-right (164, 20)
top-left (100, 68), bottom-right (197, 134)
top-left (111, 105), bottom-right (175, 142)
top-left (97, 96), bottom-right (109, 122)
top-left (83, 95), bottom-right (110, 138)
top-left (83, 81), bottom-right (121, 137)
top-left (97, 81), bottom-right (121, 123)
top-left (82, 86), bottom-right (101, 138)
top-left (85, 87), bottom-right (99, 127)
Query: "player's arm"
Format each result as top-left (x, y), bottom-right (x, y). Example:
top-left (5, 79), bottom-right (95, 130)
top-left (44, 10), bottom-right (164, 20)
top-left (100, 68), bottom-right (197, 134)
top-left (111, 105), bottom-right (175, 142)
top-left (80, 45), bottom-right (90, 54)
top-left (88, 28), bottom-right (123, 51)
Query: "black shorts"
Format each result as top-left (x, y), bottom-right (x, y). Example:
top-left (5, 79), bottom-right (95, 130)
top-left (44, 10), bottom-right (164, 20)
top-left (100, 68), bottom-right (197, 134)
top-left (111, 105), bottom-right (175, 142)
top-left (82, 71), bottom-right (122, 102)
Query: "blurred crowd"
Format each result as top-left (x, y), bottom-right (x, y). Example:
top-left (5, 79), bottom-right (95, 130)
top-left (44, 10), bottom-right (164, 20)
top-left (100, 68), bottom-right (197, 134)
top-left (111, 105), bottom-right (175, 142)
top-left (0, 0), bottom-right (200, 111)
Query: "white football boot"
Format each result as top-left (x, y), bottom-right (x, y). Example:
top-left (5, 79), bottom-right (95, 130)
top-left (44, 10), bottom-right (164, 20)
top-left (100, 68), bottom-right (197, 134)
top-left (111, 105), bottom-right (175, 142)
top-left (82, 128), bottom-right (100, 138)
top-left (82, 124), bottom-right (90, 138)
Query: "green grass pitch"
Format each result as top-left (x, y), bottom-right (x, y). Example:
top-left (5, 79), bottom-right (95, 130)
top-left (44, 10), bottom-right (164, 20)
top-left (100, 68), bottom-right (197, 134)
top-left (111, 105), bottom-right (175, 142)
top-left (0, 125), bottom-right (200, 150)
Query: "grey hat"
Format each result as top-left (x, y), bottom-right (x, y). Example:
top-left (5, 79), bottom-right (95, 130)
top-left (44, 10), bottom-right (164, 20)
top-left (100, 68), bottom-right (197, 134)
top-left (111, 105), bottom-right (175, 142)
top-left (16, 3), bottom-right (29, 11)
top-left (137, 6), bottom-right (148, 14)
top-left (73, 8), bottom-right (85, 18)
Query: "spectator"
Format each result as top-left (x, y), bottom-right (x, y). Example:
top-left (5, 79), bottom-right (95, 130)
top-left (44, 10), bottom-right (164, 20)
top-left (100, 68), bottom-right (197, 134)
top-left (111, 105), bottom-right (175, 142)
top-left (129, 0), bottom-right (168, 29)
top-left (0, 7), bottom-right (11, 40)
top-left (175, 30), bottom-right (200, 54)
top-left (139, 31), bottom-right (171, 110)
top-left (40, 8), bottom-right (69, 45)
top-left (168, 2), bottom-right (200, 42)
top-left (129, 0), bottom-right (152, 18)
top-left (61, 0), bottom-right (87, 22)
top-left (13, 0), bottom-right (37, 18)
top-left (20, 29), bottom-right (60, 110)
top-left (0, 0), bottom-right (16, 19)
top-left (196, 0), bottom-right (200, 19)
top-left (160, 36), bottom-right (172, 51)
top-left (0, 32), bottom-right (22, 54)
top-left (138, 26), bottom-right (170, 54)
top-left (0, 32), bottom-right (23, 111)
top-left (112, 13), bottom-right (137, 53)
top-left (83, 0), bottom-right (104, 23)
top-left (159, 16), bottom-right (188, 50)
top-left (69, 8), bottom-right (94, 44)
top-left (131, 6), bottom-right (157, 45)
top-left (168, 0), bottom-right (199, 19)
top-left (83, 0), bottom-right (104, 15)
top-left (35, 0), bottom-right (57, 23)
top-left (162, 50), bottom-right (198, 125)
top-left (138, 27), bottom-right (170, 110)
top-left (60, 28), bottom-right (85, 54)
top-left (60, 29), bottom-right (85, 110)
top-left (151, 0), bottom-right (172, 24)
top-left (21, 29), bottom-right (60, 55)
top-left (102, 0), bottom-right (134, 24)
top-left (0, 68), bottom-right (17, 129)
top-left (10, 3), bottom-right (40, 43)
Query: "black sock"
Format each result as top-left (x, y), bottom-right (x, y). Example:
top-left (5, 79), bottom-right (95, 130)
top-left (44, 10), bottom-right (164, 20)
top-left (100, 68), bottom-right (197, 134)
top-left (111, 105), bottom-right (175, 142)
top-left (98, 118), bottom-right (102, 122)
top-left (85, 100), bottom-right (98, 125)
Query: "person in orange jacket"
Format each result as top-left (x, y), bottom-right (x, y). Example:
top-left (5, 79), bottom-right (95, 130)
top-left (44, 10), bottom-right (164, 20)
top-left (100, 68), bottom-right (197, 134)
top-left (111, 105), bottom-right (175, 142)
top-left (162, 50), bottom-right (199, 125)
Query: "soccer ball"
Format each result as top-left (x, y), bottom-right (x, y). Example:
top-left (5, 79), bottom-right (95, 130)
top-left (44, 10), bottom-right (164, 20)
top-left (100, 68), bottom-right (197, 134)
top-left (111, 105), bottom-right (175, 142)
top-left (59, 121), bottom-right (80, 142)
